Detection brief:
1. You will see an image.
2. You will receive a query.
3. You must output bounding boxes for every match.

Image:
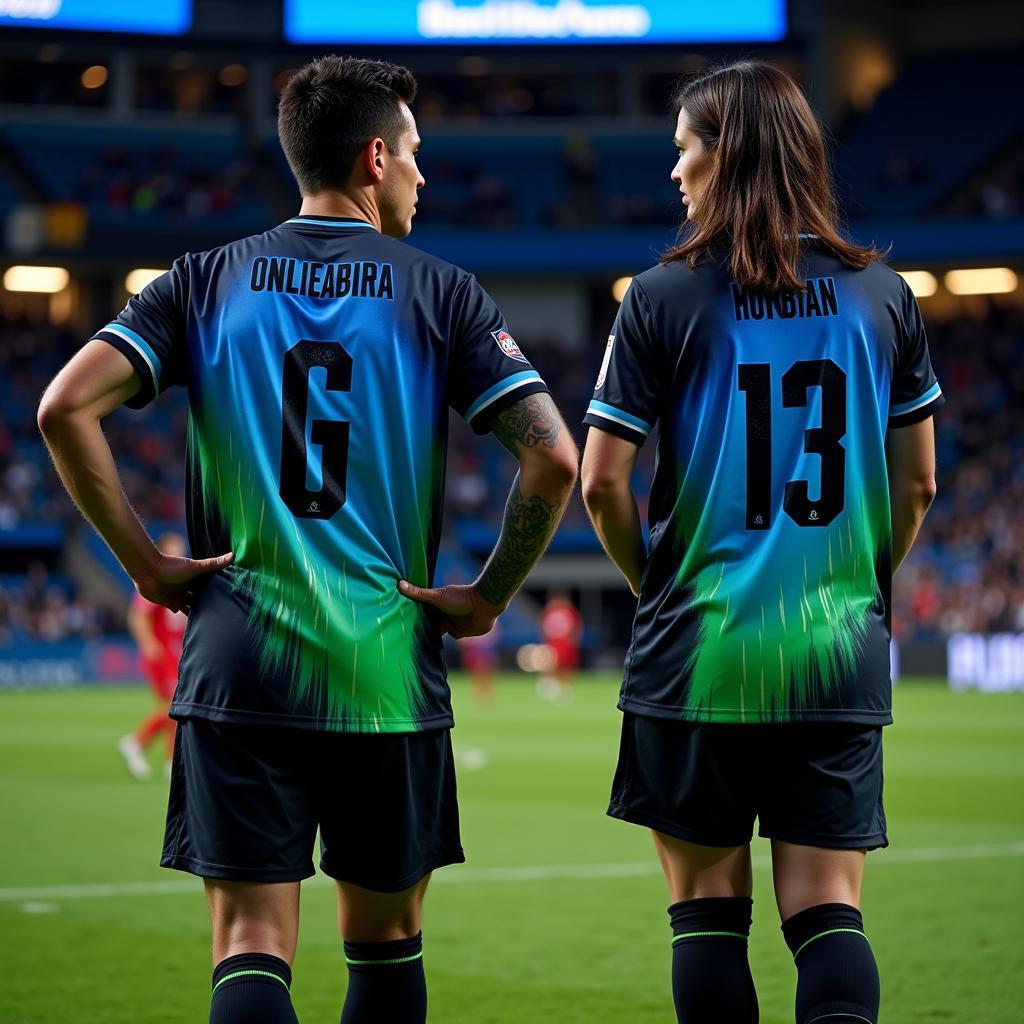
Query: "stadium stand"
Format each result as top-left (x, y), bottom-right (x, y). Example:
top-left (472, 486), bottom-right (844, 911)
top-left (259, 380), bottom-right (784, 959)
top-left (2, 295), bottom-right (1020, 643)
top-left (1, 37), bottom-right (1022, 656)
top-left (4, 121), bottom-right (268, 228)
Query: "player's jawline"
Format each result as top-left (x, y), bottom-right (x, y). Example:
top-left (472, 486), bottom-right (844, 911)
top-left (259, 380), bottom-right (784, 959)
top-left (2, 841), bottom-right (1022, 904)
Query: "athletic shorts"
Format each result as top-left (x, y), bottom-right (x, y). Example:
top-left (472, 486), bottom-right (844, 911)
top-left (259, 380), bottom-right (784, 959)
top-left (608, 713), bottom-right (887, 850)
top-left (161, 719), bottom-right (465, 891)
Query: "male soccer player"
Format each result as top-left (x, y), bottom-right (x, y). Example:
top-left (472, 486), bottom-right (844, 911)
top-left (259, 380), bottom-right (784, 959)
top-left (39, 56), bottom-right (577, 1024)
top-left (118, 531), bottom-right (188, 780)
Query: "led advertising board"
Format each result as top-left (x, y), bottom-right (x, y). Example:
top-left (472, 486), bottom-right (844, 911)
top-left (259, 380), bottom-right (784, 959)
top-left (0, 0), bottom-right (191, 35)
top-left (285, 0), bottom-right (786, 46)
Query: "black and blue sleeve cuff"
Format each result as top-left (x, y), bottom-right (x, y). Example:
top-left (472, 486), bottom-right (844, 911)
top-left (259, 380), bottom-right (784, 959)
top-left (465, 371), bottom-right (548, 434)
top-left (888, 382), bottom-right (944, 428)
top-left (583, 399), bottom-right (652, 446)
top-left (94, 322), bottom-right (163, 409)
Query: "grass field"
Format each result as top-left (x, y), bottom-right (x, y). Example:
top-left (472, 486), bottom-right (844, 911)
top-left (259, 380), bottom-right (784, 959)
top-left (1, 675), bottom-right (1022, 1023)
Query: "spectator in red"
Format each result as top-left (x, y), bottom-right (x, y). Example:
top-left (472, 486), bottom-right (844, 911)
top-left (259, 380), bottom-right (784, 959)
top-left (458, 622), bottom-right (501, 703)
top-left (538, 591), bottom-right (583, 701)
top-left (117, 533), bottom-right (188, 780)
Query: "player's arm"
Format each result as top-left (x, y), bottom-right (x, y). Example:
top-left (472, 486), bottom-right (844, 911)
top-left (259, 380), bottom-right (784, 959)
top-left (400, 393), bottom-right (578, 637)
top-left (886, 416), bottom-right (937, 572)
top-left (580, 428), bottom-right (646, 596)
top-left (37, 340), bottom-right (233, 612)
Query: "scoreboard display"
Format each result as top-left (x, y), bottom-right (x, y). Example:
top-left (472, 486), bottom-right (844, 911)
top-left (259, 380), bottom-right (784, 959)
top-left (0, 0), bottom-right (191, 34)
top-left (284, 0), bottom-right (787, 46)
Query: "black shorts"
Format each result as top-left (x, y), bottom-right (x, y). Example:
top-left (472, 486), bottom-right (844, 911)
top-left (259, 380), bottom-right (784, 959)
top-left (608, 713), bottom-right (887, 850)
top-left (161, 719), bottom-right (465, 891)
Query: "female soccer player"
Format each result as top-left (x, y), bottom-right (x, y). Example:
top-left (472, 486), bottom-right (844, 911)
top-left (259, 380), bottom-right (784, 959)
top-left (581, 61), bottom-right (941, 1024)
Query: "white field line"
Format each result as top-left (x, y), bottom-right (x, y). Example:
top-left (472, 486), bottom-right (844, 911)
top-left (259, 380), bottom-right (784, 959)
top-left (1, 841), bottom-right (1022, 905)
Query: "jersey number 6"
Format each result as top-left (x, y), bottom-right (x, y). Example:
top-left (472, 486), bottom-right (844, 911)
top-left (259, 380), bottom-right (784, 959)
top-left (737, 358), bottom-right (847, 530)
top-left (279, 339), bottom-right (352, 520)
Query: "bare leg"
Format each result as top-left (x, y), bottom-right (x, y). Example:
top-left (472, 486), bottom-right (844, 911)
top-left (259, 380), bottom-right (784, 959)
top-left (336, 875), bottom-right (432, 1024)
top-left (205, 880), bottom-right (301, 1022)
top-left (653, 832), bottom-right (758, 1024)
top-left (335, 874), bottom-right (430, 942)
top-left (652, 830), bottom-right (752, 901)
top-left (772, 841), bottom-right (879, 1024)
top-left (205, 879), bottom-right (301, 965)
top-left (771, 840), bottom-right (864, 920)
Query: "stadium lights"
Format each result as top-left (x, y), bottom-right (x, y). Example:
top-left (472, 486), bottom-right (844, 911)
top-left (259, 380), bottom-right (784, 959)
top-left (611, 276), bottom-right (633, 303)
top-left (81, 65), bottom-right (108, 89)
top-left (3, 266), bottom-right (69, 293)
top-left (125, 268), bottom-right (167, 294)
top-left (218, 64), bottom-right (248, 87)
top-left (898, 271), bottom-right (938, 298)
top-left (944, 267), bottom-right (1018, 296)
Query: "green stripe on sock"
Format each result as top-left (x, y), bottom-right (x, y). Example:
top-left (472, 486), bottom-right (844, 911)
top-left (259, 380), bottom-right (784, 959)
top-left (672, 930), bottom-right (748, 945)
top-left (212, 969), bottom-right (290, 994)
top-left (793, 927), bottom-right (869, 960)
top-left (345, 951), bottom-right (424, 967)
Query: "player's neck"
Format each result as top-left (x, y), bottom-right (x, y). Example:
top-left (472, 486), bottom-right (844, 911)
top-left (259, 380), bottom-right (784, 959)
top-left (297, 192), bottom-right (381, 231)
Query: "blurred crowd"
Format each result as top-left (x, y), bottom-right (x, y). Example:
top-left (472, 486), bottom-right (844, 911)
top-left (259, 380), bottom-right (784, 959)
top-left (0, 313), bottom-right (186, 534)
top-left (0, 562), bottom-right (114, 646)
top-left (941, 136), bottom-right (1024, 220)
top-left (891, 302), bottom-right (1024, 639)
top-left (72, 144), bottom-right (257, 222)
top-left (1, 299), bottom-right (1021, 644)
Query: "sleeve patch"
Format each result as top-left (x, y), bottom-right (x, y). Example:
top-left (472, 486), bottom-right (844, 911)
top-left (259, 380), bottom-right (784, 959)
top-left (595, 335), bottom-right (615, 390)
top-left (491, 330), bottom-right (529, 363)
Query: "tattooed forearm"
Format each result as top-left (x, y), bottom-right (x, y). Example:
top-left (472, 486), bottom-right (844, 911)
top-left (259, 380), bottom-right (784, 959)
top-left (491, 393), bottom-right (563, 454)
top-left (477, 473), bottom-right (565, 607)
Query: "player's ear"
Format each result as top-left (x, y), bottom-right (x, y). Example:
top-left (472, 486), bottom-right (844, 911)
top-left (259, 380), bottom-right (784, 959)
top-left (361, 138), bottom-right (387, 183)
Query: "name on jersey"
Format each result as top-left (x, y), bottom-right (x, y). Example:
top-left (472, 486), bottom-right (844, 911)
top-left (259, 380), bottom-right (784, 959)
top-left (250, 257), bottom-right (394, 300)
top-left (731, 277), bottom-right (838, 322)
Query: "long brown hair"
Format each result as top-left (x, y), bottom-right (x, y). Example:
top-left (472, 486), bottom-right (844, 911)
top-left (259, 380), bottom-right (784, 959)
top-left (663, 61), bottom-right (885, 293)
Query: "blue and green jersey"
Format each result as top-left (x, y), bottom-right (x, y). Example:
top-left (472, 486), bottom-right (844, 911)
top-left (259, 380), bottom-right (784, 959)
top-left (96, 215), bottom-right (547, 732)
top-left (584, 242), bottom-right (943, 724)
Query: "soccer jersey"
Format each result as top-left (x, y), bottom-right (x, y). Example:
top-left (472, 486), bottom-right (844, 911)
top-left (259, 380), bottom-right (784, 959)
top-left (584, 243), bottom-right (943, 725)
top-left (96, 215), bottom-right (547, 732)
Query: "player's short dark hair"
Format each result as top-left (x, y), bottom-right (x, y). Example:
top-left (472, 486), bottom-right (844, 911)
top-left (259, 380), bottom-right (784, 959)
top-left (277, 56), bottom-right (418, 195)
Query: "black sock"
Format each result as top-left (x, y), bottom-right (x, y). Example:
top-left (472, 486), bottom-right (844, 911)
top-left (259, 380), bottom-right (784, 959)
top-left (782, 903), bottom-right (880, 1024)
top-left (340, 932), bottom-right (426, 1024)
top-left (210, 952), bottom-right (298, 1024)
top-left (668, 897), bottom-right (758, 1023)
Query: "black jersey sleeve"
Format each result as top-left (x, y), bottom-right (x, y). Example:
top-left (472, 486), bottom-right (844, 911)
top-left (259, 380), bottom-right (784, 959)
top-left (93, 257), bottom-right (189, 409)
top-left (448, 274), bottom-right (548, 434)
top-left (889, 281), bottom-right (944, 428)
top-left (583, 279), bottom-right (661, 446)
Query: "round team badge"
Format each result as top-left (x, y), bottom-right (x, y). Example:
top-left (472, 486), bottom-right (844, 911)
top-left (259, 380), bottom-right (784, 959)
top-left (492, 329), bottom-right (528, 362)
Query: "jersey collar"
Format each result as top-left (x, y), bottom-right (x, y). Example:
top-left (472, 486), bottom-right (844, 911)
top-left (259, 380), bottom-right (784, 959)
top-left (284, 215), bottom-right (379, 232)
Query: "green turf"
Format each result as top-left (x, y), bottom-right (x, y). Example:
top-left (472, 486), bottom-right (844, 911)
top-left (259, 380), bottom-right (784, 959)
top-left (1, 677), bottom-right (1022, 1023)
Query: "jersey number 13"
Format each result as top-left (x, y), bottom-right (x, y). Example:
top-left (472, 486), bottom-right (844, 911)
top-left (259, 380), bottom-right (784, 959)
top-left (737, 358), bottom-right (846, 530)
